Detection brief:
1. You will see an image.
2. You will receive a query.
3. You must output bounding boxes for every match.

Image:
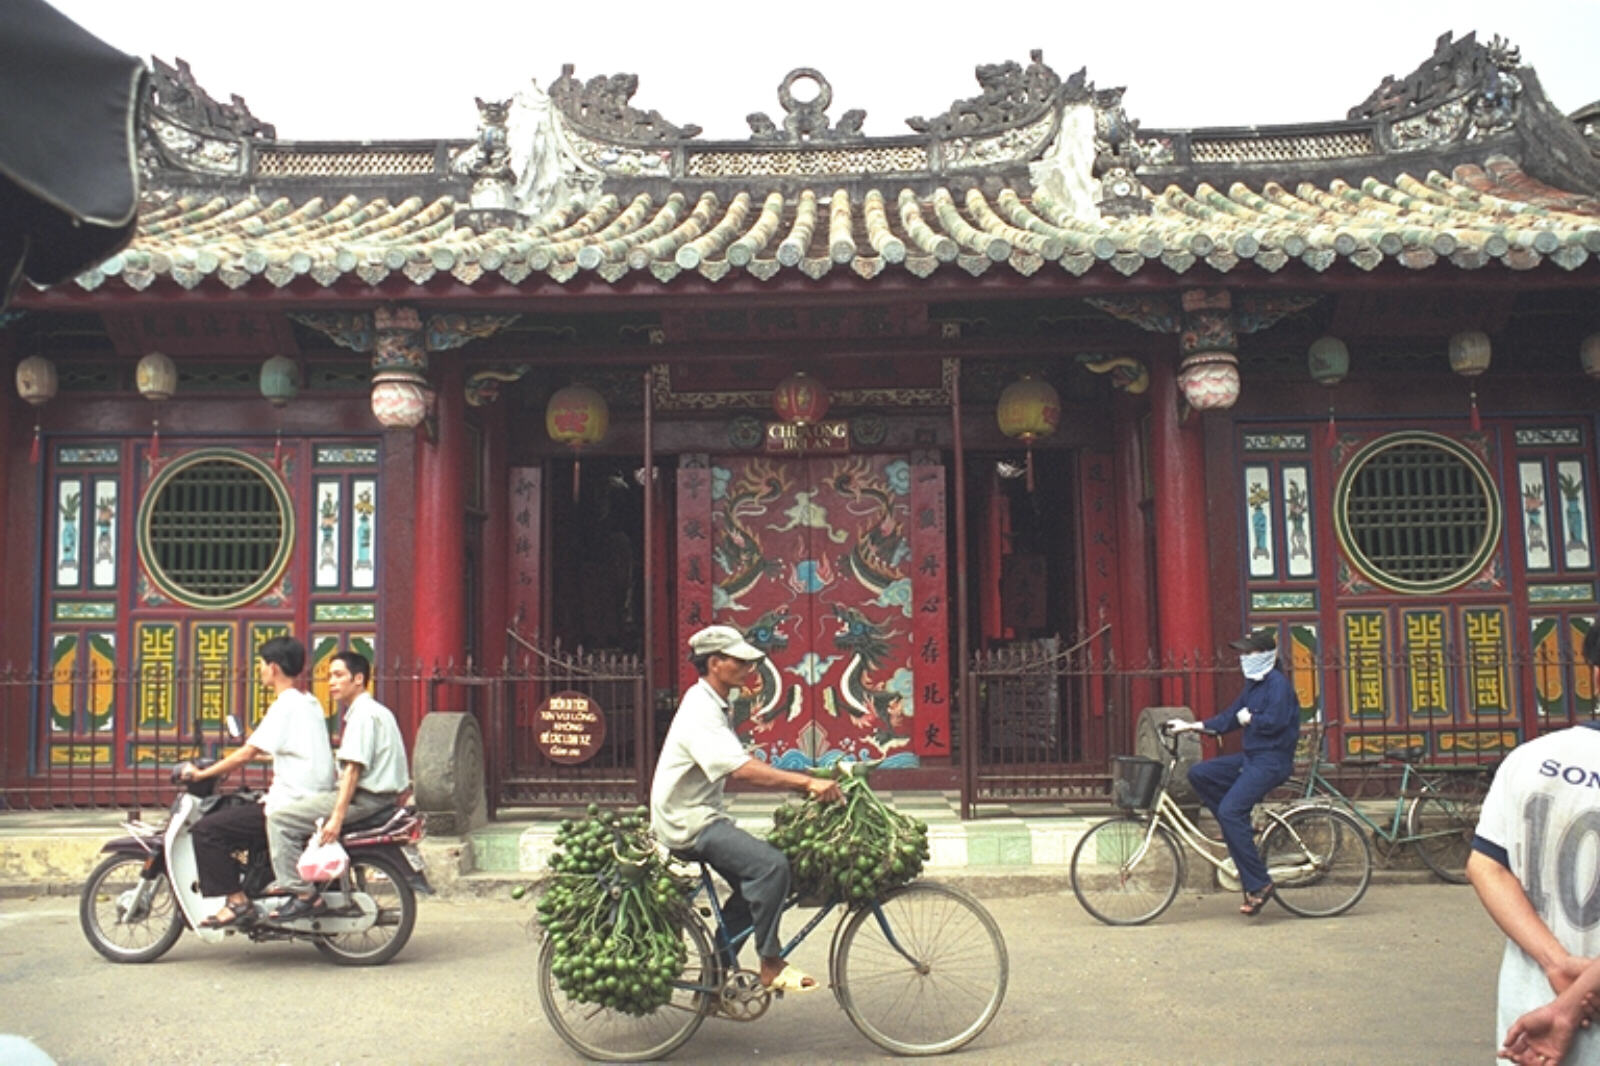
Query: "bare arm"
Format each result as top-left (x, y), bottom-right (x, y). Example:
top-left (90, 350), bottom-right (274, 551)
top-left (1500, 959), bottom-right (1600, 1065)
top-left (185, 743), bottom-right (262, 781)
top-left (729, 758), bottom-right (842, 802)
top-left (317, 762), bottom-right (363, 844)
top-left (1468, 850), bottom-right (1587, 994)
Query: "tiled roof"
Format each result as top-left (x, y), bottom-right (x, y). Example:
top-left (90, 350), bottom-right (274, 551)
top-left (74, 157), bottom-right (1600, 294)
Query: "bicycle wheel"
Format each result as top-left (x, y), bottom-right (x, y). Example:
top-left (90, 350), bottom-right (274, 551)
top-left (1070, 816), bottom-right (1182, 926)
top-left (537, 916), bottom-right (717, 1062)
top-left (1407, 786), bottom-right (1482, 884)
top-left (834, 881), bottom-right (1008, 1055)
top-left (1260, 806), bottom-right (1371, 918)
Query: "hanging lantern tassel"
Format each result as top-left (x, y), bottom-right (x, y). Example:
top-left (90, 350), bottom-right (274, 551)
top-left (273, 427), bottom-right (283, 466)
top-left (572, 451), bottom-right (582, 503)
top-left (1023, 436), bottom-right (1037, 493)
top-left (149, 417), bottom-right (161, 461)
top-left (29, 417), bottom-right (40, 465)
top-left (1468, 385), bottom-right (1481, 432)
top-left (1325, 401), bottom-right (1338, 448)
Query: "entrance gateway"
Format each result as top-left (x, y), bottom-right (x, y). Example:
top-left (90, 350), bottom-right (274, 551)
top-left (683, 453), bottom-right (952, 770)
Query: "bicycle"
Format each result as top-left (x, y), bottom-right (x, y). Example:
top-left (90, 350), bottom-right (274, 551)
top-left (1273, 725), bottom-right (1491, 885)
top-left (1069, 725), bottom-right (1373, 925)
top-left (536, 856), bottom-right (1009, 1061)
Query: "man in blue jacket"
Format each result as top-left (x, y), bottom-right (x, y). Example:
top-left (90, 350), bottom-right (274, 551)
top-left (1168, 628), bottom-right (1301, 915)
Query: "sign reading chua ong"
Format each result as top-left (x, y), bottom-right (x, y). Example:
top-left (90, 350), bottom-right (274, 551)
top-left (534, 690), bottom-right (606, 764)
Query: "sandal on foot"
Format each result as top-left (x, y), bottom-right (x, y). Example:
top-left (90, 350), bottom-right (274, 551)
top-left (199, 898), bottom-right (256, 929)
top-left (1240, 884), bottom-right (1275, 916)
top-left (269, 894), bottom-right (326, 922)
top-left (763, 964), bottom-right (821, 994)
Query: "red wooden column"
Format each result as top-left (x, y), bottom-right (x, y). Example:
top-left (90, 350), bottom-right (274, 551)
top-left (413, 358), bottom-right (467, 685)
top-left (1149, 350), bottom-right (1216, 715)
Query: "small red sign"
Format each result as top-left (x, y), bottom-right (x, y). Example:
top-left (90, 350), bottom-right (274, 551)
top-left (534, 690), bottom-right (606, 765)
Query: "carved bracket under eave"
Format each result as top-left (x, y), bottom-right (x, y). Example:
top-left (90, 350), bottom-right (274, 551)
top-left (466, 366), bottom-right (531, 407)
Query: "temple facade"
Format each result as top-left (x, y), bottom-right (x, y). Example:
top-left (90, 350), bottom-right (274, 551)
top-left (4, 34), bottom-right (1598, 810)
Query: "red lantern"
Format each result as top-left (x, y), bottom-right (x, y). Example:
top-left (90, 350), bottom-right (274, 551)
top-left (546, 384), bottom-right (609, 500)
top-left (997, 374), bottom-right (1060, 492)
top-left (772, 371), bottom-right (830, 426)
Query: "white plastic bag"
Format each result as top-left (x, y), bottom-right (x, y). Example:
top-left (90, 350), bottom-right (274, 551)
top-left (297, 835), bottom-right (349, 882)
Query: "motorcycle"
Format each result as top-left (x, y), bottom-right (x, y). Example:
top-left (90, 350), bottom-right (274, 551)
top-left (79, 754), bottom-right (431, 967)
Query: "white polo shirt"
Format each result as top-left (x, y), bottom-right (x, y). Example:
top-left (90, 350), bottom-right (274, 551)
top-left (649, 679), bottom-right (751, 850)
top-left (247, 688), bottom-right (336, 815)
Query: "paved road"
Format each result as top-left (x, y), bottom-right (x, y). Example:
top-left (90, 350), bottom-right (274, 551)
top-left (1, 882), bottom-right (1501, 1065)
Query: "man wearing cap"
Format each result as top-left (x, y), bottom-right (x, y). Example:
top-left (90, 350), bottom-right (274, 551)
top-left (651, 624), bottom-right (842, 994)
top-left (1167, 628), bottom-right (1301, 915)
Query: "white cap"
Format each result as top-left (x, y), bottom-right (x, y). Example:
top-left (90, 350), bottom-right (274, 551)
top-left (688, 624), bottom-right (764, 661)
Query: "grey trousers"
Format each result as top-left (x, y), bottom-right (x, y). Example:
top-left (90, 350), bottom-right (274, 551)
top-left (689, 818), bottom-right (791, 960)
top-left (266, 790), bottom-right (396, 894)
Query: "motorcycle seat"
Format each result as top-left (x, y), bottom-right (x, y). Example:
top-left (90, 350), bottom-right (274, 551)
top-left (343, 805), bottom-right (402, 834)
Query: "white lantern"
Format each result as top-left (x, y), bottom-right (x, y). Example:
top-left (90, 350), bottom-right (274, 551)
top-left (136, 351), bottom-right (178, 401)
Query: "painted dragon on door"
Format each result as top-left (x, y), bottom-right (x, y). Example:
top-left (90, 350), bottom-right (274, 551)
top-left (712, 455), bottom-right (922, 769)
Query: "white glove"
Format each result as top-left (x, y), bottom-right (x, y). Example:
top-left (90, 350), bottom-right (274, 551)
top-left (1236, 708), bottom-right (1253, 726)
top-left (1165, 718), bottom-right (1199, 734)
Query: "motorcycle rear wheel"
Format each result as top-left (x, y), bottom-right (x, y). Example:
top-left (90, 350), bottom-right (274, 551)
top-left (80, 854), bottom-right (185, 964)
top-left (313, 852), bottom-right (417, 966)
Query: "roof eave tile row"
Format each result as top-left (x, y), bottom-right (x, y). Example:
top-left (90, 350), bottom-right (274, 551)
top-left (73, 157), bottom-right (1600, 294)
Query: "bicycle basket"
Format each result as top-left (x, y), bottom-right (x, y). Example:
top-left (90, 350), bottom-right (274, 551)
top-left (1111, 756), bottom-right (1163, 810)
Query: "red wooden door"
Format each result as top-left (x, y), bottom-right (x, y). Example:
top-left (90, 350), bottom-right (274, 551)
top-left (701, 454), bottom-right (942, 769)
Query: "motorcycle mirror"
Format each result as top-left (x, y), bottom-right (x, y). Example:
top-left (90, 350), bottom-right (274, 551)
top-left (224, 714), bottom-right (243, 740)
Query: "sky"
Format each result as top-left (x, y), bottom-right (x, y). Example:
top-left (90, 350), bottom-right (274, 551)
top-left (42, 1), bottom-right (1600, 143)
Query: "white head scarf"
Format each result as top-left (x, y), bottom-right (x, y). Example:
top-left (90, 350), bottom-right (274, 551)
top-left (1240, 649), bottom-right (1277, 681)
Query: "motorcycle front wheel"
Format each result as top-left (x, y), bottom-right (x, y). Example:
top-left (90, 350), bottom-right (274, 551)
top-left (313, 852), bottom-right (417, 966)
top-left (80, 854), bottom-right (185, 963)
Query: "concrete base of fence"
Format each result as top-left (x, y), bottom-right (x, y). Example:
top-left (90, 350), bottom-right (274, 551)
top-left (412, 712), bottom-right (488, 836)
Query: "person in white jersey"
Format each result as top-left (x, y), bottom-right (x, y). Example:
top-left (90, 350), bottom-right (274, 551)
top-left (266, 649), bottom-right (411, 921)
top-left (182, 635), bottom-right (335, 928)
top-left (1468, 623), bottom-right (1600, 1064)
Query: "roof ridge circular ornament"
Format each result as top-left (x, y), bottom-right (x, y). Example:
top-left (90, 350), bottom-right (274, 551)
top-left (778, 69), bottom-right (833, 117)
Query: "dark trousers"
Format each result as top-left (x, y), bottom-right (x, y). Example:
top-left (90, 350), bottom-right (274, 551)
top-left (191, 801), bottom-right (266, 897)
top-left (1188, 752), bottom-right (1290, 894)
top-left (689, 818), bottom-right (791, 960)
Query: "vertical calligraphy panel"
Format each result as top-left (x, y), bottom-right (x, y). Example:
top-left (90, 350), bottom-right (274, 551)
top-left (508, 467), bottom-right (542, 643)
top-left (1340, 610), bottom-right (1390, 724)
top-left (675, 455), bottom-right (713, 696)
top-left (134, 621), bottom-right (178, 731)
top-left (191, 622), bottom-right (235, 729)
top-left (1462, 606), bottom-right (1510, 720)
top-left (1402, 608), bottom-right (1450, 720)
top-left (910, 458), bottom-right (950, 757)
top-left (246, 622), bottom-right (291, 728)
top-left (1079, 449), bottom-right (1119, 737)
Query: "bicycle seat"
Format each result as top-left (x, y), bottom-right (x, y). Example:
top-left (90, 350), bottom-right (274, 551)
top-left (1381, 745), bottom-right (1427, 764)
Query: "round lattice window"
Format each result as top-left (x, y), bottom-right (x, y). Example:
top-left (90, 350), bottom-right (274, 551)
top-left (137, 449), bottom-right (294, 609)
top-left (1333, 432), bottom-right (1501, 594)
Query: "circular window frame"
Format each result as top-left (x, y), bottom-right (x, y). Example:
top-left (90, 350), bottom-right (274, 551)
top-left (1333, 431), bottom-right (1501, 595)
top-left (137, 448), bottom-right (295, 609)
